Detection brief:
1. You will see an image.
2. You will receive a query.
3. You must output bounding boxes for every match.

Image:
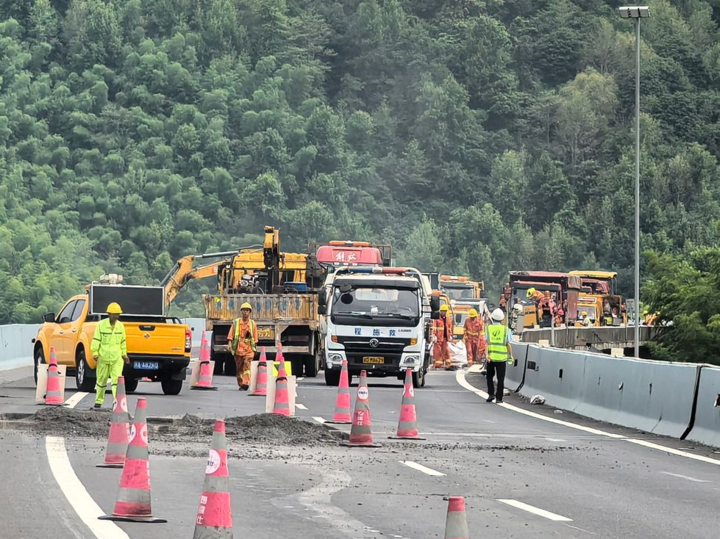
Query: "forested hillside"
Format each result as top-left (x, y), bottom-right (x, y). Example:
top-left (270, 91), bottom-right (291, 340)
top-left (1, 0), bottom-right (720, 322)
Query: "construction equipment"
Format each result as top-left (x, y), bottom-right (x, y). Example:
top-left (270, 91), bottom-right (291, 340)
top-left (161, 226), bottom-right (326, 378)
top-left (508, 271), bottom-right (585, 328)
top-left (569, 270), bottom-right (626, 326)
top-left (439, 275), bottom-right (485, 301)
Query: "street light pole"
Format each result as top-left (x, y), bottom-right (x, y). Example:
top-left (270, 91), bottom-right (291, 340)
top-left (619, 6), bottom-right (649, 359)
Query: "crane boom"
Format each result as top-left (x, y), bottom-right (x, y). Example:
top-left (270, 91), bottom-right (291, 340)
top-left (161, 251), bottom-right (238, 307)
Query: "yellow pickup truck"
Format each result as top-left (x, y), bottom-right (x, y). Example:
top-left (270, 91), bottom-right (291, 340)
top-left (33, 283), bottom-right (191, 395)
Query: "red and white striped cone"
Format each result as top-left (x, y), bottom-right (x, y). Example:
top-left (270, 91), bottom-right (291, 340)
top-left (341, 370), bottom-right (381, 448)
top-left (389, 368), bottom-right (425, 440)
top-left (97, 376), bottom-right (131, 468)
top-left (444, 496), bottom-right (469, 539)
top-left (99, 398), bottom-right (166, 523)
top-left (326, 360), bottom-right (352, 424)
top-left (273, 350), bottom-right (290, 416)
top-left (194, 420), bottom-right (233, 538)
top-left (192, 331), bottom-right (217, 391)
top-left (44, 347), bottom-right (64, 406)
top-left (251, 347), bottom-right (268, 397)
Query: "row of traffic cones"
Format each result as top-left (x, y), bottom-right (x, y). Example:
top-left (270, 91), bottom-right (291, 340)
top-left (97, 379), bottom-right (234, 536)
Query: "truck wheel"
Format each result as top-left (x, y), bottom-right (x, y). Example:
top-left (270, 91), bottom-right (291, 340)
top-left (34, 347), bottom-right (45, 386)
top-left (224, 355), bottom-right (236, 377)
top-left (304, 354), bottom-right (318, 378)
top-left (161, 379), bottom-right (183, 395)
top-left (124, 377), bottom-right (139, 393)
top-left (75, 348), bottom-right (96, 392)
top-left (212, 353), bottom-right (224, 375)
top-left (412, 367), bottom-right (424, 388)
top-left (324, 368), bottom-right (340, 386)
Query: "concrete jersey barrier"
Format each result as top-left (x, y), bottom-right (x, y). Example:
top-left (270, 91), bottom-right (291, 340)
top-left (687, 366), bottom-right (720, 447)
top-left (506, 342), bottom-right (529, 392)
top-left (519, 346), bottom-right (587, 412)
top-left (0, 324), bottom-right (42, 372)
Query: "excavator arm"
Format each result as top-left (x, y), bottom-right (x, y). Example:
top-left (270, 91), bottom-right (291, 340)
top-left (161, 251), bottom-right (237, 307)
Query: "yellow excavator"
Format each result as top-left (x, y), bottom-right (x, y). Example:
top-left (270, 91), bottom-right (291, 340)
top-left (160, 226), bottom-right (325, 377)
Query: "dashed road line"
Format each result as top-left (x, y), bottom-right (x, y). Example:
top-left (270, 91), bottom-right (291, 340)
top-left (660, 471), bottom-right (710, 483)
top-left (457, 370), bottom-right (720, 467)
top-left (296, 403), bottom-right (308, 410)
top-left (400, 461), bottom-right (446, 477)
top-left (313, 416), bottom-right (326, 424)
top-left (46, 437), bottom-right (129, 539)
top-left (497, 499), bottom-right (573, 522)
top-left (64, 391), bottom-right (88, 409)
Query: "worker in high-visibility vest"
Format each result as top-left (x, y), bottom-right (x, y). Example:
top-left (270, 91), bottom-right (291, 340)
top-left (227, 302), bottom-right (258, 390)
top-left (463, 309), bottom-right (484, 368)
top-left (91, 302), bottom-right (129, 409)
top-left (483, 308), bottom-right (514, 404)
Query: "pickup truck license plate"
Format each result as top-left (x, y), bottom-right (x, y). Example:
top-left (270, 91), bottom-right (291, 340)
top-left (134, 361), bottom-right (159, 371)
top-left (362, 357), bottom-right (384, 364)
top-left (257, 327), bottom-right (275, 340)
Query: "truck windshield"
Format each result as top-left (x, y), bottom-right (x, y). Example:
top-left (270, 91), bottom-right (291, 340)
top-left (330, 287), bottom-right (420, 326)
top-left (442, 285), bottom-right (475, 300)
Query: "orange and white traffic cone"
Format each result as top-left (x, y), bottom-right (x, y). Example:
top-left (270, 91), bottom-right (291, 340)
top-left (341, 370), bottom-right (381, 448)
top-left (98, 376), bottom-right (130, 468)
top-left (273, 351), bottom-right (290, 416)
top-left (251, 347), bottom-right (268, 397)
top-left (444, 496), bottom-right (469, 539)
top-left (192, 331), bottom-right (217, 391)
top-left (389, 368), bottom-right (425, 440)
top-left (44, 347), bottom-right (64, 406)
top-left (99, 398), bottom-right (167, 523)
top-left (194, 419), bottom-right (233, 538)
top-left (326, 360), bottom-right (352, 424)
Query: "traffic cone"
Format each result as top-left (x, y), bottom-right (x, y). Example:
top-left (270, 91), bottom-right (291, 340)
top-left (273, 350), bottom-right (290, 416)
top-left (341, 370), bottom-right (381, 447)
top-left (44, 347), bottom-right (63, 406)
top-left (194, 419), bottom-right (233, 538)
top-left (251, 347), bottom-right (268, 397)
top-left (97, 376), bottom-right (130, 468)
top-left (192, 331), bottom-right (217, 391)
top-left (99, 398), bottom-right (167, 523)
top-left (389, 368), bottom-right (425, 440)
top-left (326, 360), bottom-right (352, 424)
top-left (444, 496), bottom-right (469, 539)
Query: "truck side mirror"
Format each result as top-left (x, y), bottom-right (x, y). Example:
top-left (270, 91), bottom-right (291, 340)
top-left (318, 292), bottom-right (327, 315)
top-left (44, 313), bottom-right (56, 323)
top-left (430, 295), bottom-right (440, 313)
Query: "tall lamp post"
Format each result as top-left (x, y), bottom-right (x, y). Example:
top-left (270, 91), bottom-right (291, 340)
top-left (619, 6), bottom-right (649, 358)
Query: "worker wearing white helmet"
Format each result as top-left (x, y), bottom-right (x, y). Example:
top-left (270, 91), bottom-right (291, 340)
top-left (483, 308), bottom-right (514, 403)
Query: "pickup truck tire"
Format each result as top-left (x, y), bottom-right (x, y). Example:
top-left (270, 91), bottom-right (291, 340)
top-left (124, 378), bottom-right (139, 393)
top-left (75, 349), bottom-right (96, 392)
top-left (161, 379), bottom-right (183, 395)
top-left (324, 368), bottom-right (340, 386)
top-left (34, 347), bottom-right (45, 386)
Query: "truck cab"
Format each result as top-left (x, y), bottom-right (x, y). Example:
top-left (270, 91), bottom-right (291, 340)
top-left (320, 266), bottom-right (438, 388)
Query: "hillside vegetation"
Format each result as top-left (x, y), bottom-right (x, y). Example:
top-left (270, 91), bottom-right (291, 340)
top-left (1, 0), bottom-right (720, 325)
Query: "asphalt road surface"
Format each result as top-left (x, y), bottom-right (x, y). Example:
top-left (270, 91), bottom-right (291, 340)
top-left (1, 365), bottom-right (719, 538)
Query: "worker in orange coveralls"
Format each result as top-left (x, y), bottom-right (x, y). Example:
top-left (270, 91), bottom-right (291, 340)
top-left (227, 302), bottom-right (258, 391)
top-left (432, 304), bottom-right (452, 369)
top-left (463, 308), bottom-right (485, 368)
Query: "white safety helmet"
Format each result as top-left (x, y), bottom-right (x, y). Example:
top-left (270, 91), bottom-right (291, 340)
top-left (491, 308), bottom-right (505, 322)
top-left (513, 303), bottom-right (523, 313)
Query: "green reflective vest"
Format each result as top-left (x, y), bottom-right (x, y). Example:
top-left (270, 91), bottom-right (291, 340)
top-left (231, 318), bottom-right (257, 354)
top-left (91, 319), bottom-right (127, 362)
top-left (487, 324), bottom-right (509, 362)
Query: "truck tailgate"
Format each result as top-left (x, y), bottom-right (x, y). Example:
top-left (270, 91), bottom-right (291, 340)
top-left (204, 294), bottom-right (318, 322)
top-left (124, 322), bottom-right (187, 357)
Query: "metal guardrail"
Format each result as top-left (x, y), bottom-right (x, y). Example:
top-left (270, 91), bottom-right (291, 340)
top-left (519, 325), bottom-right (657, 350)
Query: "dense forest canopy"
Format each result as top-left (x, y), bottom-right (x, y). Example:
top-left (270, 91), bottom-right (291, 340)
top-left (1, 0), bottom-right (720, 336)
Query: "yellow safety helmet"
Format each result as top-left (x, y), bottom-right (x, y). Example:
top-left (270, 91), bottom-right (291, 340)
top-left (526, 288), bottom-right (536, 297)
top-left (581, 311), bottom-right (588, 316)
top-left (107, 302), bottom-right (123, 314)
top-left (240, 302), bottom-right (253, 311)
top-left (440, 304), bottom-right (449, 312)
top-left (469, 309), bottom-right (478, 317)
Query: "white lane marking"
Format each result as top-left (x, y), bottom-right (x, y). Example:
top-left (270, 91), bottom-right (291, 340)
top-left (46, 437), bottom-right (129, 539)
top-left (660, 471), bottom-right (710, 483)
top-left (627, 438), bottom-right (720, 467)
top-left (546, 438), bottom-right (567, 442)
top-left (297, 377), bottom-right (305, 382)
top-left (400, 461), bottom-right (446, 477)
top-left (458, 370), bottom-right (720, 467)
top-left (456, 370), bottom-right (626, 439)
top-left (64, 392), bottom-right (88, 409)
top-left (313, 416), bottom-right (326, 424)
top-left (296, 403), bottom-right (308, 410)
top-left (497, 499), bottom-right (573, 522)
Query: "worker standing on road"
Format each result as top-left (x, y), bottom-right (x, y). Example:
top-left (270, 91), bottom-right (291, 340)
top-left (483, 308), bottom-right (514, 404)
top-left (227, 302), bottom-right (258, 391)
top-left (432, 304), bottom-right (452, 369)
top-left (91, 303), bottom-right (129, 409)
top-left (463, 309), bottom-right (484, 368)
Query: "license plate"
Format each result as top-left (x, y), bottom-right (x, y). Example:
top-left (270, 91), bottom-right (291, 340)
top-left (257, 327), bottom-right (275, 340)
top-left (134, 361), bottom-right (159, 371)
top-left (362, 357), bottom-right (384, 364)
